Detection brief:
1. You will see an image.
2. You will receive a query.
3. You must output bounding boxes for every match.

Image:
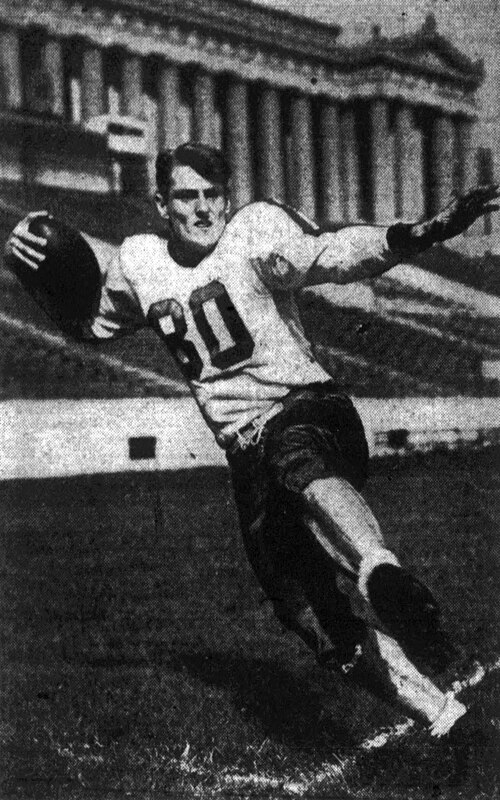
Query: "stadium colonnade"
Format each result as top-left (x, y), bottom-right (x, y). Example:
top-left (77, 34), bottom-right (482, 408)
top-left (0, 0), bottom-right (499, 480)
top-left (0, 0), bottom-right (493, 240)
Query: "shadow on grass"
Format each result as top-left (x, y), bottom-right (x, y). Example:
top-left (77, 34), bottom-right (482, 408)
top-left (170, 649), bottom-right (356, 754)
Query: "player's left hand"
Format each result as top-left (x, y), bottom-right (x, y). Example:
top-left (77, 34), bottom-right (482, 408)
top-left (432, 183), bottom-right (500, 241)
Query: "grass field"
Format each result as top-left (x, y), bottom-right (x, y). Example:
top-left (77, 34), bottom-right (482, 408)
top-left (1, 447), bottom-right (499, 799)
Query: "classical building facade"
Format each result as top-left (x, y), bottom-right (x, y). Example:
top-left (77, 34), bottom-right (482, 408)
top-left (0, 0), bottom-right (490, 237)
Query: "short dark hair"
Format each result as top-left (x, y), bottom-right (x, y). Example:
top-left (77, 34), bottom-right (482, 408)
top-left (156, 142), bottom-right (231, 198)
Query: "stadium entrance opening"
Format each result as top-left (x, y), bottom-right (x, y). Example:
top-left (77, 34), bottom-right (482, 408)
top-left (113, 154), bottom-right (149, 197)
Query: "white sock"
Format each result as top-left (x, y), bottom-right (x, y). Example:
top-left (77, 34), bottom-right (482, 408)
top-left (370, 630), bottom-right (452, 724)
top-left (429, 692), bottom-right (467, 738)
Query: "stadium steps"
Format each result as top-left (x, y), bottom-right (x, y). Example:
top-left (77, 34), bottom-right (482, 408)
top-left (300, 296), bottom-right (500, 397)
top-left (415, 244), bottom-right (500, 298)
top-left (1, 184), bottom-right (499, 399)
top-left (0, 321), bottom-right (185, 400)
top-left (382, 310), bottom-right (500, 355)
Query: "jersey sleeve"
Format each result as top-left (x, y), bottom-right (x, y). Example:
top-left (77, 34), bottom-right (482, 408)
top-left (231, 201), bottom-right (321, 291)
top-left (90, 238), bottom-right (145, 339)
top-left (234, 201), bottom-right (400, 290)
top-left (308, 225), bottom-right (401, 285)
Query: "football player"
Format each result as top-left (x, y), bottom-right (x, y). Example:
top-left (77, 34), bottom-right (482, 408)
top-left (6, 142), bottom-right (499, 775)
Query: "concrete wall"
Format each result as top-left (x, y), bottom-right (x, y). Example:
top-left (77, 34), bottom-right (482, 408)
top-left (35, 148), bottom-right (110, 193)
top-left (1, 396), bottom-right (498, 480)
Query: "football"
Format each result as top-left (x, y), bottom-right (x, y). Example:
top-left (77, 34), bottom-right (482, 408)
top-left (5, 214), bottom-right (101, 334)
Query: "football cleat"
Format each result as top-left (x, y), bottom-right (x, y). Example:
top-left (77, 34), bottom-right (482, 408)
top-left (367, 564), bottom-right (459, 673)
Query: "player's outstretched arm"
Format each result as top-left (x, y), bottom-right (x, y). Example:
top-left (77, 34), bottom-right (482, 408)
top-left (387, 183), bottom-right (500, 254)
top-left (309, 183), bottom-right (499, 285)
top-left (5, 211), bottom-right (102, 339)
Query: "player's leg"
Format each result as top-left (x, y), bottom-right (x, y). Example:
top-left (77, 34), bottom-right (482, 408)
top-left (302, 475), bottom-right (457, 674)
top-left (266, 386), bottom-right (456, 674)
top-left (281, 494), bottom-right (465, 733)
top-left (263, 483), bottom-right (369, 670)
top-left (228, 429), bottom-right (370, 672)
top-left (346, 625), bottom-right (466, 735)
top-left (302, 474), bottom-right (398, 590)
top-left (263, 386), bottom-right (463, 730)
top-left (303, 475), bottom-right (451, 664)
top-left (226, 438), bottom-right (340, 666)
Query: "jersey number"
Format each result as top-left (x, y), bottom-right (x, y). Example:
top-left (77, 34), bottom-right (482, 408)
top-left (148, 280), bottom-right (254, 380)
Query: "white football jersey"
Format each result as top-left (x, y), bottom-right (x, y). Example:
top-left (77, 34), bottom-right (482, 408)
top-left (91, 201), bottom-right (397, 447)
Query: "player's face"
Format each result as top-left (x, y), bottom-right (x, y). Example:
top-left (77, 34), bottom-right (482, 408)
top-left (160, 165), bottom-right (228, 263)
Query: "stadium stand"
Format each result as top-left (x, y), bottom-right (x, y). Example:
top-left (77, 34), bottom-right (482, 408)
top-left (0, 180), bottom-right (158, 244)
top-left (1, 184), bottom-right (499, 401)
top-left (301, 299), bottom-right (495, 397)
top-left (417, 244), bottom-right (500, 297)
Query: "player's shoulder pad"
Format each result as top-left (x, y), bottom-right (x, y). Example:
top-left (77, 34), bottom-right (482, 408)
top-left (227, 199), bottom-right (319, 240)
top-left (261, 198), bottom-right (322, 235)
top-left (120, 232), bottom-right (162, 259)
top-left (118, 232), bottom-right (163, 274)
top-left (236, 200), bottom-right (363, 237)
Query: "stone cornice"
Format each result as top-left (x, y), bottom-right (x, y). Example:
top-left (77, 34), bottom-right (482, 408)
top-left (97, 0), bottom-right (344, 64)
top-left (349, 18), bottom-right (484, 90)
top-left (0, 0), bottom-right (480, 115)
top-left (93, 0), bottom-right (484, 88)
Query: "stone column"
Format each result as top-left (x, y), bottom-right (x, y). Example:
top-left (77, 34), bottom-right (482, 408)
top-left (290, 93), bottom-right (316, 219)
top-left (319, 101), bottom-right (342, 223)
top-left (143, 92), bottom-right (159, 195)
top-left (257, 86), bottom-right (285, 200)
top-left (0, 28), bottom-right (22, 109)
top-left (226, 78), bottom-right (252, 209)
top-left (370, 99), bottom-right (395, 223)
top-left (456, 118), bottom-right (476, 193)
top-left (193, 70), bottom-right (216, 144)
top-left (431, 113), bottom-right (455, 213)
top-left (122, 53), bottom-right (143, 118)
top-left (41, 37), bottom-right (64, 116)
top-left (81, 45), bottom-right (105, 120)
top-left (456, 117), bottom-right (478, 236)
top-left (394, 104), bottom-right (424, 221)
top-left (158, 62), bottom-right (180, 150)
top-left (340, 106), bottom-right (361, 222)
top-left (41, 36), bottom-right (65, 116)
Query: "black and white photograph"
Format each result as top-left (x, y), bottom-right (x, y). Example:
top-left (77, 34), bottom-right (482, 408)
top-left (0, 0), bottom-right (499, 797)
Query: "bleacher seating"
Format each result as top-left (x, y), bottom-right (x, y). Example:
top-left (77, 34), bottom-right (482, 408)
top-left (387, 309), bottom-right (500, 349)
top-left (1, 182), bottom-right (499, 401)
top-left (0, 180), bottom-right (157, 245)
top-left (300, 296), bottom-right (494, 396)
top-left (416, 244), bottom-right (500, 297)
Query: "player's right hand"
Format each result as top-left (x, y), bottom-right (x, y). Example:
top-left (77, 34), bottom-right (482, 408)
top-left (5, 212), bottom-right (102, 338)
top-left (5, 210), bottom-right (51, 271)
